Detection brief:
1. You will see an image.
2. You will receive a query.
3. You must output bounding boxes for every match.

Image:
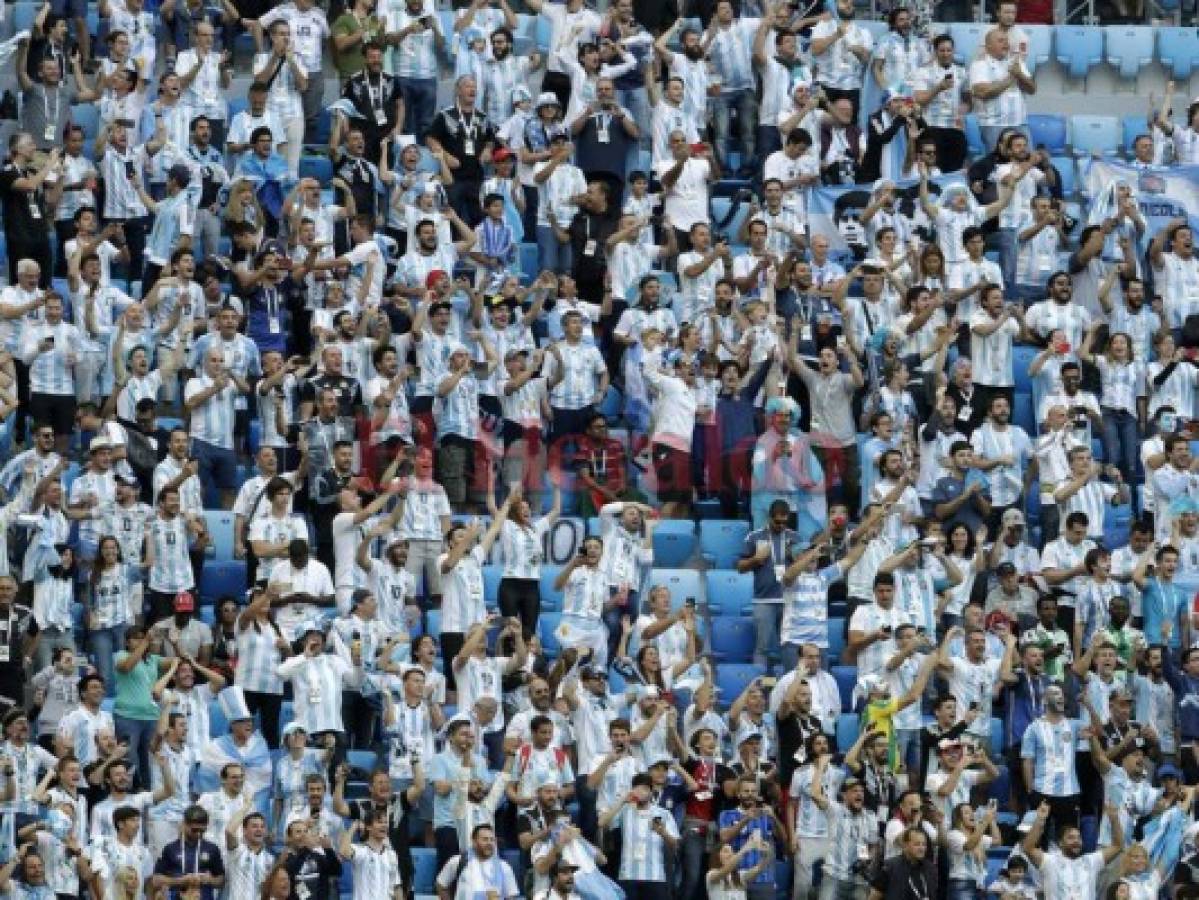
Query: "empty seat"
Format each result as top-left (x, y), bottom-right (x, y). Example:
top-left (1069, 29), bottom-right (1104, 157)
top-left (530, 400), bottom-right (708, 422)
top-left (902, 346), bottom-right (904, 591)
top-left (482, 565), bottom-right (502, 606)
top-left (1055, 26), bottom-right (1103, 81)
top-left (963, 114), bottom-right (984, 157)
top-left (1012, 392), bottom-right (1036, 436)
top-left (651, 522), bottom-right (697, 567)
top-left (836, 713), bottom-right (860, 753)
top-left (827, 618), bottom-right (847, 663)
top-left (710, 616), bottom-right (755, 663)
top-left (704, 571), bottom-right (754, 616)
top-left (1122, 115), bottom-right (1149, 156)
top-left (715, 663), bottom-right (765, 700)
top-left (199, 560), bottom-right (246, 603)
top-left (298, 155), bottom-right (333, 184)
top-left (831, 666), bottom-right (856, 710)
top-left (71, 104), bottom-right (100, 142)
top-left (11, 2), bottom-right (38, 34)
top-left (1050, 155), bottom-right (1076, 197)
top-left (1105, 26), bottom-right (1155, 80)
top-left (645, 568), bottom-right (703, 610)
top-left (412, 848), bottom-right (439, 893)
top-left (1159, 26), bottom-right (1199, 80)
top-left (947, 22), bottom-right (989, 65)
top-left (1021, 24), bottom-right (1053, 74)
top-left (1027, 114), bottom-right (1068, 155)
top-left (203, 511), bottom-right (237, 561)
top-left (700, 520), bottom-right (751, 569)
top-left (1012, 346), bottom-right (1040, 394)
top-left (1071, 115), bottom-right (1121, 158)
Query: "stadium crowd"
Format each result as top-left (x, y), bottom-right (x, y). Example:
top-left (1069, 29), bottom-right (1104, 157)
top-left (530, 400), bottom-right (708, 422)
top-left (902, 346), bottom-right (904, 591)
top-left (0, 0), bottom-right (1198, 898)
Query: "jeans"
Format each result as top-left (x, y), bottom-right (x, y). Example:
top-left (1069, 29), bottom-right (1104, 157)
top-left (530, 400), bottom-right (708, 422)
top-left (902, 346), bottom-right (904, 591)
top-left (996, 227), bottom-right (1018, 294)
top-left (114, 714), bottom-right (159, 790)
top-left (1101, 406), bottom-right (1139, 485)
top-left (399, 76), bottom-right (439, 140)
top-left (537, 223), bottom-right (573, 274)
top-left (793, 836), bottom-right (830, 900)
top-left (192, 208), bottom-right (222, 262)
top-left (948, 879), bottom-right (983, 900)
top-left (895, 727), bottom-right (921, 773)
top-left (679, 820), bottom-right (710, 900)
top-left (712, 89), bottom-right (757, 170)
top-left (89, 624), bottom-right (128, 696)
top-left (820, 874), bottom-right (870, 900)
top-left (617, 86), bottom-right (650, 164)
top-left (753, 601), bottom-right (783, 668)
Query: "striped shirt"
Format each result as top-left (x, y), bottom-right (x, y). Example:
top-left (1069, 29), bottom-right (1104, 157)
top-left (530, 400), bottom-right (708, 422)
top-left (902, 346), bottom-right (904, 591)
top-left (185, 373), bottom-right (239, 450)
top-left (388, 7), bottom-right (439, 78)
top-left (440, 546), bottom-right (487, 633)
top-left (1042, 851), bottom-right (1104, 900)
top-left (248, 513), bottom-right (308, 582)
top-left (397, 247), bottom-right (460, 296)
top-left (1100, 766), bottom-right (1158, 847)
top-left (708, 19), bottom-right (758, 93)
top-left (1058, 481), bottom-right (1116, 540)
top-left (823, 800), bottom-right (879, 881)
top-left (562, 566), bottom-right (607, 621)
top-left (780, 564), bottom-right (842, 649)
top-left (117, 371), bottom-right (163, 422)
top-left (21, 322), bottom-right (81, 395)
top-left (99, 502), bottom-right (152, 576)
top-left (99, 145), bottom-right (149, 219)
top-left (363, 560), bottom-right (416, 634)
top-left (152, 456), bottom-right (204, 512)
top-left (617, 804), bottom-right (679, 882)
top-left (253, 53), bottom-right (307, 121)
top-left (481, 56), bottom-right (534, 124)
top-left (893, 570), bottom-right (936, 635)
top-left (234, 616), bottom-right (285, 695)
top-left (498, 518), bottom-right (550, 580)
top-left (57, 706), bottom-right (115, 766)
top-left (347, 841), bottom-right (402, 900)
top-left (278, 653), bottom-right (353, 734)
top-left (789, 764), bottom-right (845, 838)
top-left (535, 160), bottom-right (586, 228)
top-left (914, 63), bottom-right (968, 128)
top-left (1095, 357), bottom-right (1143, 415)
top-left (69, 469), bottom-right (116, 550)
top-left (395, 485), bottom-right (451, 542)
top-left (1020, 716), bottom-right (1080, 796)
top-left (175, 49), bottom-right (227, 121)
top-left (1016, 223), bottom-right (1062, 287)
top-left (434, 370), bottom-right (481, 440)
top-left (969, 423), bottom-right (1031, 508)
top-left (226, 844), bottom-right (275, 899)
top-left (545, 342), bottom-right (606, 410)
top-left (810, 20), bottom-right (873, 90)
top-left (1025, 299), bottom-right (1091, 349)
top-left (147, 513), bottom-right (194, 593)
top-left (968, 309), bottom-right (1019, 388)
top-left (676, 252), bottom-right (724, 322)
top-left (968, 54), bottom-right (1028, 126)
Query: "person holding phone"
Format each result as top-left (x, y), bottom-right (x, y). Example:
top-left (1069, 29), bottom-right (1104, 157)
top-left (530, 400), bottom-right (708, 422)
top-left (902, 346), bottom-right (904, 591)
top-left (598, 773), bottom-right (679, 899)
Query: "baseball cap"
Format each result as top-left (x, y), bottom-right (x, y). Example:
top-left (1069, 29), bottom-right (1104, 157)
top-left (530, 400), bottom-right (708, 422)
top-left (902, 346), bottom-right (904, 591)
top-left (492, 147), bottom-right (513, 162)
top-left (536, 91), bottom-right (561, 110)
top-left (1001, 509), bottom-right (1026, 527)
top-left (1157, 762), bottom-right (1182, 783)
top-left (425, 269), bottom-right (448, 289)
top-left (173, 591), bottom-right (195, 613)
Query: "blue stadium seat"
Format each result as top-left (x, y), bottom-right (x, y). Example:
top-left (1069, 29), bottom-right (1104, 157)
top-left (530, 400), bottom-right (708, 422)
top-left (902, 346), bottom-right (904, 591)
top-left (700, 520), bottom-right (750, 569)
top-left (199, 561), bottom-right (247, 603)
top-left (651, 521), bottom-right (697, 567)
top-left (203, 511), bottom-right (237, 561)
top-left (1071, 115), bottom-right (1121, 158)
top-left (1022, 24), bottom-right (1053, 74)
top-left (538, 612), bottom-right (562, 656)
top-left (598, 385), bottom-right (623, 423)
top-left (482, 565), bottom-right (502, 606)
top-left (989, 717), bottom-right (1004, 758)
top-left (71, 105), bottom-right (100, 142)
top-left (645, 568), bottom-right (703, 610)
top-left (209, 699), bottom-right (229, 739)
top-left (835, 713), bottom-right (860, 753)
top-left (513, 13), bottom-right (537, 54)
top-left (831, 666), bottom-right (856, 710)
top-left (248, 420), bottom-right (262, 455)
top-left (1027, 114), bottom-right (1067, 155)
top-left (228, 97), bottom-right (249, 121)
top-left (710, 616), bottom-right (755, 663)
top-left (424, 609), bottom-right (442, 639)
top-left (1106, 26), bottom-right (1155, 80)
top-left (963, 114), bottom-right (984, 157)
top-left (535, 15), bottom-right (552, 53)
top-left (412, 848), bottom-right (439, 893)
top-left (539, 566), bottom-right (563, 612)
top-left (1051, 155), bottom-right (1076, 197)
top-left (715, 663), bottom-right (765, 700)
top-left (311, 107), bottom-right (333, 146)
top-left (704, 571), bottom-right (754, 616)
top-left (1012, 346), bottom-right (1040, 394)
top-left (347, 750), bottom-right (379, 774)
top-left (827, 618), bottom-right (846, 664)
top-left (1159, 26), bottom-right (1199, 80)
top-left (12, 3), bottom-right (38, 34)
top-left (1012, 392), bottom-right (1036, 436)
top-left (1122, 115), bottom-right (1149, 155)
top-left (519, 243), bottom-right (538, 277)
top-left (1055, 26), bottom-right (1103, 81)
top-left (298, 155), bottom-right (333, 184)
top-left (947, 22), bottom-right (988, 65)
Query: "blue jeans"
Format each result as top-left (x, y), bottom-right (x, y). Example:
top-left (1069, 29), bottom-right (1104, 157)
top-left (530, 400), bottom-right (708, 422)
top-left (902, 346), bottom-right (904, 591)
top-left (712, 89), bottom-right (757, 170)
top-left (399, 76), bottom-right (438, 139)
top-left (90, 624), bottom-right (128, 696)
top-left (616, 86), bottom-right (650, 171)
top-left (191, 437), bottom-right (238, 509)
top-left (1101, 406), bottom-right (1139, 485)
top-left (997, 227), bottom-right (1018, 295)
top-left (536, 224), bottom-right (573, 274)
top-left (753, 601), bottom-right (798, 669)
top-left (948, 879), bottom-right (983, 900)
top-left (114, 714), bottom-right (158, 790)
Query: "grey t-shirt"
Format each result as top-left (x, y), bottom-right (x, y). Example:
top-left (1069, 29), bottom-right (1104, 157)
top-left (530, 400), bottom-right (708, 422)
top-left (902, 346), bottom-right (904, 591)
top-left (21, 83), bottom-right (75, 151)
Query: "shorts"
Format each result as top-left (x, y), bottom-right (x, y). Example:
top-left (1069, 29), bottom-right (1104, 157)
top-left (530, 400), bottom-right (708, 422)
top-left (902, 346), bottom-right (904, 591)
top-left (29, 393), bottom-right (76, 436)
top-left (652, 441), bottom-right (693, 502)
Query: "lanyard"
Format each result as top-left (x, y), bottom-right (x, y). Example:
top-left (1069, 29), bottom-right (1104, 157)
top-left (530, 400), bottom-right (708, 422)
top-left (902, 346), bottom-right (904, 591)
top-left (366, 75), bottom-right (385, 110)
top-left (458, 106), bottom-right (478, 142)
top-left (264, 286), bottom-right (278, 319)
top-left (43, 86), bottom-right (61, 127)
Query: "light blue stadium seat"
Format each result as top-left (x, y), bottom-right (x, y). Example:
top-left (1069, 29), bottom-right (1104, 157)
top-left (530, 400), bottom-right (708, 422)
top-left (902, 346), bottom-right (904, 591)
top-left (704, 571), bottom-right (754, 616)
top-left (963, 114), bottom-right (983, 157)
top-left (645, 568), bottom-right (703, 610)
top-left (199, 561), bottom-right (247, 603)
top-left (1028, 114), bottom-right (1068, 155)
top-left (715, 663), bottom-right (765, 700)
top-left (203, 510), bottom-right (237, 560)
top-left (1012, 346), bottom-right (1040, 394)
top-left (1022, 24), bottom-right (1053, 74)
top-left (71, 104), bottom-right (100, 142)
top-left (347, 750), bottom-right (379, 774)
top-left (651, 521), bottom-right (697, 567)
top-left (1105, 26), bottom-right (1155, 80)
top-left (947, 22), bottom-right (988, 65)
top-left (831, 666), bottom-right (856, 710)
top-left (412, 848), bottom-right (439, 893)
top-left (1051, 155), bottom-right (1076, 197)
top-left (1012, 392), bottom-right (1035, 436)
top-left (835, 713), bottom-right (860, 753)
top-left (710, 616), bottom-right (755, 663)
top-left (12, 3), bottom-right (38, 34)
top-left (518, 242), bottom-right (538, 276)
top-left (1071, 115), bottom-right (1121, 158)
top-left (535, 14), bottom-right (552, 53)
top-left (539, 565), bottom-right (563, 612)
top-left (1158, 26), bottom-right (1199, 80)
top-left (1121, 115), bottom-right (1149, 156)
top-left (1055, 26), bottom-right (1103, 81)
top-left (513, 13), bottom-right (537, 54)
top-left (827, 618), bottom-right (846, 664)
top-left (298, 155), bottom-right (333, 184)
top-left (424, 609), bottom-right (442, 639)
top-left (482, 564), bottom-right (502, 606)
top-left (699, 520), bottom-right (750, 569)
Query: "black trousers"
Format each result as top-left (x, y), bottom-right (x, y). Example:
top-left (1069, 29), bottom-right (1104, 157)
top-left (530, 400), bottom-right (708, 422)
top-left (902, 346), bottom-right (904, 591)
top-left (1027, 791), bottom-right (1081, 848)
top-left (244, 689), bottom-right (283, 749)
top-left (441, 632), bottom-right (465, 694)
top-left (498, 577), bottom-right (540, 641)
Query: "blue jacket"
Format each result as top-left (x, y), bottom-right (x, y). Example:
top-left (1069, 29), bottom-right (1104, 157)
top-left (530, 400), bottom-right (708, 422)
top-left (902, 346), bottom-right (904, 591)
top-left (1162, 651), bottom-right (1199, 740)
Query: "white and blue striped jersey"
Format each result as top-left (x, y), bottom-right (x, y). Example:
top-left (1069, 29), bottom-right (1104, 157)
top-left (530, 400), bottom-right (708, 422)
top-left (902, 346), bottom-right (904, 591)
top-left (99, 501), bottom-right (152, 575)
top-left (153, 456), bottom-right (204, 511)
top-left (144, 192), bottom-right (195, 267)
top-left (147, 513), bottom-right (194, 593)
top-left (1100, 766), bottom-right (1158, 847)
top-left (69, 469), bottom-right (116, 550)
top-left (434, 371), bottom-right (481, 441)
top-left (99, 145), bottom-right (150, 220)
top-left (789, 764), bottom-right (845, 839)
top-left (562, 566), bottom-right (607, 621)
top-left (924, 769), bottom-right (981, 825)
top-left (780, 564), bottom-right (843, 649)
top-left (185, 373), bottom-right (240, 450)
top-left (277, 653), bottom-right (353, 734)
top-left (234, 616), bottom-right (285, 695)
top-left (21, 322), bottom-right (81, 395)
top-left (1041, 851), bottom-right (1104, 900)
top-left (823, 800), bottom-right (880, 881)
top-left (617, 804), bottom-right (679, 883)
top-left (498, 518), bottom-right (550, 581)
top-left (248, 513), bottom-right (309, 583)
top-left (117, 371), bottom-right (163, 423)
top-left (57, 706), bottom-right (115, 767)
top-left (893, 570), bottom-right (937, 636)
top-left (1021, 716), bottom-right (1081, 797)
top-left (544, 342), bottom-right (606, 411)
top-left (387, 7), bottom-right (439, 79)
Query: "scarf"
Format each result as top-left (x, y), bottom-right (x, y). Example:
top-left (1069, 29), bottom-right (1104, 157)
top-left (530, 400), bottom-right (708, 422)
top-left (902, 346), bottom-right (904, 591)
top-left (202, 731), bottom-right (273, 798)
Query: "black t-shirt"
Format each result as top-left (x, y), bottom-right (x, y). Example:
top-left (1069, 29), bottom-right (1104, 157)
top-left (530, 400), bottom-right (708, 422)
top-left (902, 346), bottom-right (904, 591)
top-left (0, 163), bottom-right (48, 239)
top-left (427, 106), bottom-right (495, 183)
top-left (303, 374), bottom-right (362, 419)
top-left (334, 153), bottom-right (381, 221)
top-left (776, 711), bottom-right (822, 790)
top-left (0, 604), bottom-right (37, 680)
top-left (343, 72), bottom-right (402, 134)
top-left (873, 855), bottom-right (938, 900)
top-left (283, 846), bottom-right (341, 900)
top-left (25, 37), bottom-right (74, 83)
top-left (567, 210), bottom-right (618, 284)
top-left (574, 110), bottom-right (635, 181)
